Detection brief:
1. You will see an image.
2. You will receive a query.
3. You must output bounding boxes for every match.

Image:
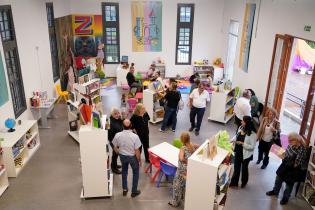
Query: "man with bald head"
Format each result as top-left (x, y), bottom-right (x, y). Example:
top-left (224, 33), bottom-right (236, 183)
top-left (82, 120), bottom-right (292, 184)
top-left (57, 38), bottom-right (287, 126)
top-left (112, 119), bottom-right (142, 198)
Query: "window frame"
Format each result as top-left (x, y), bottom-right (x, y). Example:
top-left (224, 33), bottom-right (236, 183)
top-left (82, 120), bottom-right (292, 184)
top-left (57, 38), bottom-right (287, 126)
top-left (175, 3), bottom-right (195, 65)
top-left (46, 2), bottom-right (60, 82)
top-left (102, 2), bottom-right (120, 64)
top-left (0, 5), bottom-right (26, 118)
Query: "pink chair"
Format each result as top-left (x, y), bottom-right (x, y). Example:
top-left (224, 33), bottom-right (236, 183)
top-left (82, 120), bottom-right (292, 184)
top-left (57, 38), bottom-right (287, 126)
top-left (121, 83), bottom-right (130, 93)
top-left (135, 92), bottom-right (143, 102)
top-left (144, 151), bottom-right (161, 182)
top-left (127, 98), bottom-right (137, 112)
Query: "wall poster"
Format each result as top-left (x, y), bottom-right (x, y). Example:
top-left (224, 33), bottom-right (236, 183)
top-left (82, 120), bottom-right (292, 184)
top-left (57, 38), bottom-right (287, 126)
top-left (72, 15), bottom-right (103, 57)
top-left (131, 1), bottom-right (162, 52)
top-left (239, 3), bottom-right (256, 73)
top-left (0, 52), bottom-right (9, 107)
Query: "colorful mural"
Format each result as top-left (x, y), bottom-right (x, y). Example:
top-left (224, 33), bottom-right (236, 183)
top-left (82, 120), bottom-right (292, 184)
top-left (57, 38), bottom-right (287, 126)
top-left (131, 1), bottom-right (162, 52)
top-left (72, 15), bottom-right (103, 57)
top-left (0, 52), bottom-right (9, 106)
top-left (239, 3), bottom-right (256, 73)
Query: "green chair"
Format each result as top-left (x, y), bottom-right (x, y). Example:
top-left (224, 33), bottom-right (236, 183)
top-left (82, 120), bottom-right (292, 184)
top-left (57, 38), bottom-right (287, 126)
top-left (172, 139), bottom-right (183, 149)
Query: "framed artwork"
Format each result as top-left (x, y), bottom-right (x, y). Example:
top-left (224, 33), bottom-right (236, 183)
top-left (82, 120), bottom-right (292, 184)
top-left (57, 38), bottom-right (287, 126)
top-left (239, 3), bottom-right (256, 73)
top-left (131, 1), bottom-right (162, 52)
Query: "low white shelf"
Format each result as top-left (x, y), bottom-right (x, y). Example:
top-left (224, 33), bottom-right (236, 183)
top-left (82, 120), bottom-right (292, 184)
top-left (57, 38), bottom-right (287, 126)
top-left (143, 89), bottom-right (164, 124)
top-left (0, 142), bottom-right (9, 197)
top-left (209, 88), bottom-right (235, 124)
top-left (116, 64), bottom-right (129, 87)
top-left (185, 139), bottom-right (231, 210)
top-left (79, 124), bottom-right (112, 198)
top-left (0, 120), bottom-right (40, 177)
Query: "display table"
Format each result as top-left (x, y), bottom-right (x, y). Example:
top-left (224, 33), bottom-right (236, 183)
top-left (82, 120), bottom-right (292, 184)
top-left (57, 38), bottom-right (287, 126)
top-left (149, 142), bottom-right (179, 167)
top-left (30, 98), bottom-right (57, 129)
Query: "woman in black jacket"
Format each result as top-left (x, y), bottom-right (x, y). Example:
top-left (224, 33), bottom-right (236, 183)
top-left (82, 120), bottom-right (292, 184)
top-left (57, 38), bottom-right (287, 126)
top-left (130, 103), bottom-right (150, 163)
top-left (159, 82), bottom-right (181, 132)
top-left (108, 108), bottom-right (123, 174)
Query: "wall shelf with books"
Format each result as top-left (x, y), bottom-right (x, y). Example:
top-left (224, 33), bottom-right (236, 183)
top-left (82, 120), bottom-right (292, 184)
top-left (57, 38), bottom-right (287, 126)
top-left (304, 146), bottom-right (315, 208)
top-left (0, 140), bottom-right (9, 197)
top-left (0, 120), bottom-right (40, 178)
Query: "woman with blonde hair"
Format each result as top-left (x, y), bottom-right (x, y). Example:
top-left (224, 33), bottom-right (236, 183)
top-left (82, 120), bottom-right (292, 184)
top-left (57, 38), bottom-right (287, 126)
top-left (130, 103), bottom-right (150, 163)
top-left (266, 132), bottom-right (308, 205)
top-left (169, 132), bottom-right (198, 207)
top-left (256, 107), bottom-right (281, 169)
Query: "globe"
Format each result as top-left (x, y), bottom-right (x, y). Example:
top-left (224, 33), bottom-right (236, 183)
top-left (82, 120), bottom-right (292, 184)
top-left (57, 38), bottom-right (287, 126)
top-left (5, 118), bottom-right (16, 132)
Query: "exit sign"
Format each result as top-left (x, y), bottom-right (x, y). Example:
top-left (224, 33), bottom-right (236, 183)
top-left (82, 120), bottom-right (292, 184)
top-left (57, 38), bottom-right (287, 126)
top-left (304, 25), bottom-right (311, 32)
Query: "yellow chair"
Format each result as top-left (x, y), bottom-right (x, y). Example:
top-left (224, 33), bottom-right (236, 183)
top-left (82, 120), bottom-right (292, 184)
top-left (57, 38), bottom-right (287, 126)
top-left (56, 84), bottom-right (69, 104)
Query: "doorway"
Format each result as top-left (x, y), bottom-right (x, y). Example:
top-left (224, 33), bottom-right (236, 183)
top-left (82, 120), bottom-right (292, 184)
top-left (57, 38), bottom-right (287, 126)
top-left (225, 20), bottom-right (239, 81)
top-left (265, 34), bottom-right (315, 145)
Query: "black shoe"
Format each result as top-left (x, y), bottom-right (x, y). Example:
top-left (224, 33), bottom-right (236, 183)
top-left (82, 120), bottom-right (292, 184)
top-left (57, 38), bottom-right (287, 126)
top-left (112, 168), bottom-right (122, 174)
top-left (168, 202), bottom-right (179, 207)
top-left (280, 197), bottom-right (289, 205)
top-left (123, 190), bottom-right (128, 196)
top-left (117, 165), bottom-right (122, 169)
top-left (131, 190), bottom-right (141, 198)
top-left (256, 160), bottom-right (261, 164)
top-left (145, 160), bottom-right (150, 163)
top-left (266, 190), bottom-right (278, 196)
top-left (261, 165), bottom-right (267, 169)
top-left (241, 183), bottom-right (247, 188)
top-left (195, 130), bottom-right (199, 136)
top-left (189, 127), bottom-right (194, 132)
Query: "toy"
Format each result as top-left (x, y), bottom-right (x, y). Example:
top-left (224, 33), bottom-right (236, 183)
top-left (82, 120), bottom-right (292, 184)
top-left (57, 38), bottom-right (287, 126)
top-left (95, 57), bottom-right (105, 79)
top-left (97, 42), bottom-right (105, 63)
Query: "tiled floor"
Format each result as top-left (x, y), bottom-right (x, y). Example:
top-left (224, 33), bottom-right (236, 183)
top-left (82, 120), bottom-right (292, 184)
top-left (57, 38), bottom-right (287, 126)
top-left (0, 87), bottom-right (311, 210)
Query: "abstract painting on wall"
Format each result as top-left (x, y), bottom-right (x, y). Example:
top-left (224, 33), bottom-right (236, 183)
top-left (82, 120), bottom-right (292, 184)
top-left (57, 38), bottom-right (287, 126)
top-left (239, 3), bottom-right (256, 73)
top-left (0, 52), bottom-right (9, 107)
top-left (131, 1), bottom-right (162, 52)
top-left (72, 15), bottom-right (103, 57)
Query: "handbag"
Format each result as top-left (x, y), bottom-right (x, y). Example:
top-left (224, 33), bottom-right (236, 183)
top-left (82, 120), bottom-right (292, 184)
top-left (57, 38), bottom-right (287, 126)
top-left (272, 131), bottom-right (282, 147)
top-left (178, 96), bottom-right (184, 110)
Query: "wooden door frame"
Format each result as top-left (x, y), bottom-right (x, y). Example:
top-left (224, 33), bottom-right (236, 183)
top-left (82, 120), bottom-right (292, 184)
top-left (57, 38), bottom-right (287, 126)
top-left (264, 34), bottom-right (293, 114)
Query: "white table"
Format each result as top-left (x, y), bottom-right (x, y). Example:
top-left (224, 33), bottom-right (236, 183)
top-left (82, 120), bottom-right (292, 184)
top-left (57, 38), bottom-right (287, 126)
top-left (149, 142), bottom-right (179, 167)
top-left (30, 98), bottom-right (57, 129)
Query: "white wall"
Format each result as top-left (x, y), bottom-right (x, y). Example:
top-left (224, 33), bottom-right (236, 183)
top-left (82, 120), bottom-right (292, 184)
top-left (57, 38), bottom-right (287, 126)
top-left (0, 0), bottom-right (54, 128)
top-left (62, 0), bottom-right (224, 77)
top-left (221, 0), bottom-right (315, 100)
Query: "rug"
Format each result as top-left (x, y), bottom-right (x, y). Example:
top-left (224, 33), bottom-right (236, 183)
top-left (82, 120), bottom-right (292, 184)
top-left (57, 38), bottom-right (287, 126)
top-left (100, 78), bottom-right (116, 90)
top-left (176, 80), bottom-right (191, 94)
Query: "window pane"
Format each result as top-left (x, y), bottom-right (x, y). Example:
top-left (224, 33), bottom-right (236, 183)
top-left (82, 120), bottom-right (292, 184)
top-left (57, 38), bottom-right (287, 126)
top-left (177, 46), bottom-right (189, 63)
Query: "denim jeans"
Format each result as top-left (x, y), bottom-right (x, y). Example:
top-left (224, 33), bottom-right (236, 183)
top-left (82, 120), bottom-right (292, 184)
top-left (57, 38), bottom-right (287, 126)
top-left (161, 107), bottom-right (177, 130)
top-left (273, 175), bottom-right (294, 199)
top-left (190, 106), bottom-right (206, 131)
top-left (119, 155), bottom-right (139, 193)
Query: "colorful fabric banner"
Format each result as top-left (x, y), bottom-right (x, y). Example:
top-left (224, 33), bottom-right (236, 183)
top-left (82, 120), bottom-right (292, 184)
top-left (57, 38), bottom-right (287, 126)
top-left (0, 52), bottom-right (9, 107)
top-left (239, 3), bottom-right (256, 72)
top-left (292, 39), bottom-right (315, 71)
top-left (131, 1), bottom-right (162, 52)
top-left (72, 15), bottom-right (103, 57)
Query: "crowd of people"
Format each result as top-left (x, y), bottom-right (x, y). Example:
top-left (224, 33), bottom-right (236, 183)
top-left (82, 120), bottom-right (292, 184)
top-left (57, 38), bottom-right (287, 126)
top-left (111, 65), bottom-right (310, 206)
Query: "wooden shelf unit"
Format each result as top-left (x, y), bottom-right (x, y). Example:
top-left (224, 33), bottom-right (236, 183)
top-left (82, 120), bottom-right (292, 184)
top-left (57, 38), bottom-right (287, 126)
top-left (0, 120), bottom-right (40, 178)
top-left (193, 65), bottom-right (223, 83)
top-left (79, 124), bottom-right (112, 198)
top-left (155, 63), bottom-right (166, 78)
top-left (143, 89), bottom-right (164, 124)
top-left (185, 138), bottom-right (232, 210)
top-left (209, 88), bottom-right (235, 124)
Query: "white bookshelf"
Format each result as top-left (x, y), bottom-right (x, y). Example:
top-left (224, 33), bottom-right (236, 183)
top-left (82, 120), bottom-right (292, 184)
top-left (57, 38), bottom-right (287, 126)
top-left (73, 78), bottom-right (101, 106)
top-left (143, 89), bottom-right (164, 124)
top-left (0, 141), bottom-right (9, 196)
top-left (185, 139), bottom-right (231, 210)
top-left (0, 120), bottom-right (40, 177)
top-left (303, 146), bottom-right (315, 208)
top-left (79, 124), bottom-right (112, 198)
top-left (155, 63), bottom-right (166, 78)
top-left (67, 100), bottom-right (80, 143)
top-left (209, 88), bottom-right (235, 123)
top-left (116, 64), bottom-right (129, 87)
top-left (193, 65), bottom-right (223, 83)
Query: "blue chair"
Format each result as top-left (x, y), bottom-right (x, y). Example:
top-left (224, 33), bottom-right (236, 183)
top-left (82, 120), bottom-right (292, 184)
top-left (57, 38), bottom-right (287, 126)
top-left (156, 160), bottom-right (177, 188)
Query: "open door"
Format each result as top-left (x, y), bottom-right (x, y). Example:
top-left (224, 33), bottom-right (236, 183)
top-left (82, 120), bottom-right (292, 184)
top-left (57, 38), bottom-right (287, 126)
top-left (300, 64), bottom-right (315, 145)
top-left (264, 34), bottom-right (293, 113)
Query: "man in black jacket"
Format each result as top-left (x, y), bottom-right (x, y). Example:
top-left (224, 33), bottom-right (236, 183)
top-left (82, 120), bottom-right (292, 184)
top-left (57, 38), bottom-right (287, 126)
top-left (108, 108), bottom-right (123, 174)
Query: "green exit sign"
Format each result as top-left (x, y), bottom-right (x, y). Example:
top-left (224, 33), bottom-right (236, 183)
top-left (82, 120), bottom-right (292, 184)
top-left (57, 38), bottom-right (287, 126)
top-left (304, 25), bottom-right (311, 32)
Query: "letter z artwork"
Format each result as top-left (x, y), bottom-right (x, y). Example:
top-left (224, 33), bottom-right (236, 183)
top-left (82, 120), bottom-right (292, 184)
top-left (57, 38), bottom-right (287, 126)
top-left (74, 16), bottom-right (96, 57)
top-left (75, 16), bottom-right (93, 35)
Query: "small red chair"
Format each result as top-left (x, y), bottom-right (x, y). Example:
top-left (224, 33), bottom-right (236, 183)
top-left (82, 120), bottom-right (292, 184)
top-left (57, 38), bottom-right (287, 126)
top-left (127, 98), bottom-right (137, 112)
top-left (145, 151), bottom-right (161, 182)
